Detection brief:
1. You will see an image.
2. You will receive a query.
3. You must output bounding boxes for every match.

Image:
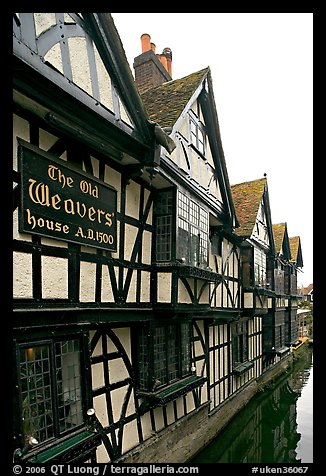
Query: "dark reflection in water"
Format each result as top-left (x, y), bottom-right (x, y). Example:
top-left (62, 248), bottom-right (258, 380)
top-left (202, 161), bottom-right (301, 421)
top-left (191, 349), bottom-right (313, 463)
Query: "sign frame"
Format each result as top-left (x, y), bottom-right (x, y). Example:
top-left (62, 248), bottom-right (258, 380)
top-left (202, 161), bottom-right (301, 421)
top-left (18, 139), bottom-right (118, 251)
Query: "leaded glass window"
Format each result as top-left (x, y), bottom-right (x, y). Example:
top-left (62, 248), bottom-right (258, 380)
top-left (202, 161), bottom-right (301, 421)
top-left (254, 247), bottom-right (267, 286)
top-left (232, 321), bottom-right (249, 367)
top-left (155, 190), bottom-right (173, 262)
top-left (177, 191), bottom-right (208, 268)
top-left (17, 338), bottom-right (85, 445)
top-left (137, 322), bottom-right (191, 391)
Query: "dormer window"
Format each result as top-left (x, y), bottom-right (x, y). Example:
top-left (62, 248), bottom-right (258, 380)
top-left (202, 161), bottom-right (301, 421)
top-left (189, 115), bottom-right (206, 156)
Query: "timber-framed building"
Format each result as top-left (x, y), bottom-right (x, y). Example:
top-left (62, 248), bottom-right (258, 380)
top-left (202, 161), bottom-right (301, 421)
top-left (12, 13), bottom-right (303, 464)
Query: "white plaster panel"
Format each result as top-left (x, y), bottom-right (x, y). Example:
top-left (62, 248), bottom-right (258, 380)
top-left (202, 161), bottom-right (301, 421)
top-left (153, 407), bottom-right (164, 432)
top-left (109, 358), bottom-right (129, 383)
top-left (173, 398), bottom-right (183, 421)
top-left (34, 13), bottom-right (56, 37)
top-left (140, 271), bottom-right (151, 303)
top-left (44, 43), bottom-right (64, 75)
top-left (93, 394), bottom-right (109, 428)
top-left (13, 209), bottom-right (32, 242)
top-left (111, 386), bottom-right (134, 422)
top-left (185, 392), bottom-right (195, 413)
top-left (91, 362), bottom-right (105, 389)
top-left (94, 46), bottom-right (115, 112)
top-left (122, 420), bottom-right (139, 455)
top-left (79, 261), bottom-right (96, 302)
top-left (68, 37), bottom-right (92, 96)
top-left (199, 284), bottom-right (209, 304)
top-left (144, 189), bottom-right (153, 225)
top-left (125, 268), bottom-right (137, 303)
top-left (96, 443), bottom-right (110, 463)
top-left (140, 412), bottom-right (153, 440)
top-left (124, 224), bottom-right (137, 262)
top-left (178, 279), bottom-right (192, 304)
top-left (13, 252), bottom-right (33, 298)
top-left (90, 156), bottom-right (100, 179)
top-left (90, 330), bottom-right (101, 357)
top-left (125, 181), bottom-right (140, 220)
top-left (101, 265), bottom-right (115, 303)
top-left (41, 237), bottom-right (68, 248)
top-left (113, 328), bottom-right (131, 361)
top-left (142, 231), bottom-right (152, 265)
top-left (166, 401), bottom-right (175, 426)
top-left (244, 292), bottom-right (254, 308)
top-left (157, 273), bottom-right (171, 303)
top-left (41, 256), bottom-right (68, 299)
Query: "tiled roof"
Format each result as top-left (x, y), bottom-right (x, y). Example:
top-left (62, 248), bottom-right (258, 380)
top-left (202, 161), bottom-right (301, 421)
top-left (230, 177), bottom-right (267, 237)
top-left (273, 223), bottom-right (286, 254)
top-left (289, 236), bottom-right (300, 262)
top-left (140, 68), bottom-right (209, 129)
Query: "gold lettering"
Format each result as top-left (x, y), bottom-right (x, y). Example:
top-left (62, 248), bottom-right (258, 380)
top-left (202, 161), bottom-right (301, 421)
top-left (26, 208), bottom-right (36, 229)
top-left (76, 201), bottom-right (87, 218)
top-left (80, 180), bottom-right (98, 198)
top-left (51, 194), bottom-right (61, 210)
top-left (64, 198), bottom-right (75, 215)
top-left (88, 206), bottom-right (96, 221)
top-left (45, 219), bottom-right (54, 231)
top-left (28, 179), bottom-right (50, 206)
top-left (97, 209), bottom-right (105, 223)
top-left (48, 164), bottom-right (74, 189)
top-left (75, 227), bottom-right (85, 238)
top-left (105, 212), bottom-right (113, 227)
top-left (62, 224), bottom-right (69, 234)
top-left (80, 180), bottom-right (89, 194)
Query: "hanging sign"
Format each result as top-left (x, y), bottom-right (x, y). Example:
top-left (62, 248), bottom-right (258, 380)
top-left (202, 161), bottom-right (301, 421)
top-left (18, 141), bottom-right (117, 251)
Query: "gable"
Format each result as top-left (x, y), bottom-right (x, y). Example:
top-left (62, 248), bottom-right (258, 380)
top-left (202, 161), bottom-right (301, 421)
top-left (231, 178), bottom-right (266, 238)
top-left (13, 13), bottom-right (153, 157)
top-left (273, 223), bottom-right (291, 260)
top-left (289, 236), bottom-right (304, 267)
top-left (142, 67), bottom-right (238, 227)
top-left (251, 201), bottom-right (270, 248)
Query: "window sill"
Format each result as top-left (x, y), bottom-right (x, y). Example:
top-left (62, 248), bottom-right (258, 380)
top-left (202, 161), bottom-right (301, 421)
top-left (137, 375), bottom-right (206, 408)
top-left (24, 429), bottom-right (101, 463)
top-left (233, 361), bottom-right (254, 376)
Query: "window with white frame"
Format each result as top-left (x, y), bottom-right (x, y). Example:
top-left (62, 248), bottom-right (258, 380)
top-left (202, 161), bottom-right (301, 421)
top-left (189, 115), bottom-right (206, 156)
top-left (254, 247), bottom-right (267, 286)
top-left (177, 191), bottom-right (208, 268)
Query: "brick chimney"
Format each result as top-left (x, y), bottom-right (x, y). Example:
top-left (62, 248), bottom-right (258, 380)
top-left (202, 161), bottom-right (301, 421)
top-left (133, 34), bottom-right (172, 93)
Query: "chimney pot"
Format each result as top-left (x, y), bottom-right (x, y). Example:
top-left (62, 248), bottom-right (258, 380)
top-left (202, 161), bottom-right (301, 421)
top-left (150, 42), bottom-right (156, 53)
top-left (163, 47), bottom-right (172, 77)
top-left (141, 33), bottom-right (151, 53)
top-left (158, 54), bottom-right (168, 71)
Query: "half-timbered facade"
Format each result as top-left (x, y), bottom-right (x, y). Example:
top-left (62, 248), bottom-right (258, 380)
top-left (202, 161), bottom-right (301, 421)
top-left (231, 177), bottom-right (275, 372)
top-left (288, 236), bottom-right (304, 342)
top-left (13, 12), bottom-right (177, 463)
top-left (12, 14), bottom-right (304, 464)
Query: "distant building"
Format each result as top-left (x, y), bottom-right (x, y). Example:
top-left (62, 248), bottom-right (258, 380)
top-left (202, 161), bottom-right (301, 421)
top-left (298, 283), bottom-right (313, 302)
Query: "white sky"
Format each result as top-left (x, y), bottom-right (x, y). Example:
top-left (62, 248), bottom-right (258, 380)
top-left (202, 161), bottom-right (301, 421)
top-left (112, 13), bottom-right (313, 287)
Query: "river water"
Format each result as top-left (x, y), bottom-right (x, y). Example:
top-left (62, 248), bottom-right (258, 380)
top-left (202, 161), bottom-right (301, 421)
top-left (191, 348), bottom-right (313, 463)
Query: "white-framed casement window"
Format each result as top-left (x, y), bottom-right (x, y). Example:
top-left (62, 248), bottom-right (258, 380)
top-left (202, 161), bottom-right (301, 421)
top-left (254, 247), bottom-right (267, 286)
top-left (177, 191), bottom-right (208, 268)
top-left (189, 114), bottom-right (206, 156)
top-left (154, 189), bottom-right (209, 268)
